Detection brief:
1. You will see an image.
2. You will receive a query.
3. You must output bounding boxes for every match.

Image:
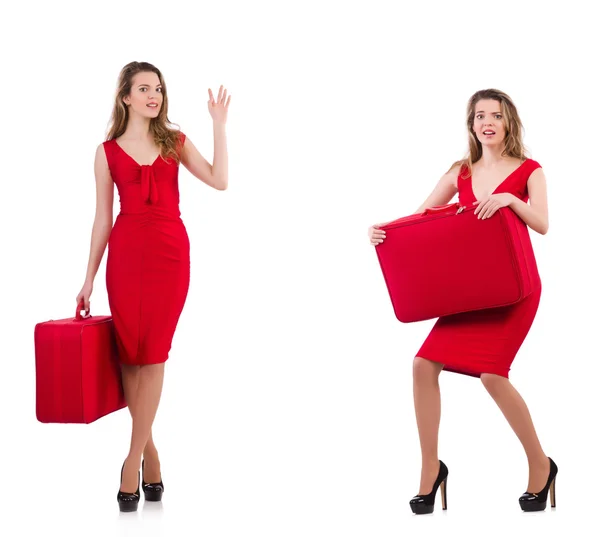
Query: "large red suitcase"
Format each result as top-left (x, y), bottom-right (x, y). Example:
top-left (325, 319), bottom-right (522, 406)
top-left (375, 202), bottom-right (540, 323)
top-left (34, 305), bottom-right (127, 423)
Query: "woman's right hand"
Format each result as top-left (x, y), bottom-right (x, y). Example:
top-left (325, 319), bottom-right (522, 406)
top-left (75, 280), bottom-right (93, 313)
top-left (368, 224), bottom-right (386, 245)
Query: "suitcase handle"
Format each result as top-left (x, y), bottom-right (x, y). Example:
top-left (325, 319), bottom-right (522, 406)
top-left (75, 302), bottom-right (91, 321)
top-left (423, 203), bottom-right (461, 215)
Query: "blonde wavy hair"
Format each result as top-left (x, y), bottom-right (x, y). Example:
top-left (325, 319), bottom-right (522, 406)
top-left (450, 89), bottom-right (529, 179)
top-left (106, 61), bottom-right (183, 164)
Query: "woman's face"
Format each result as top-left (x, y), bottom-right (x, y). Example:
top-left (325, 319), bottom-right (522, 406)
top-left (123, 71), bottom-right (163, 118)
top-left (472, 99), bottom-right (506, 147)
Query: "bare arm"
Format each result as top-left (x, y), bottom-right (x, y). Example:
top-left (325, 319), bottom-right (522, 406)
top-left (180, 123), bottom-right (229, 190)
top-left (83, 144), bottom-right (114, 284)
top-left (413, 164), bottom-right (460, 214)
top-left (369, 165), bottom-right (460, 244)
top-left (509, 167), bottom-right (549, 235)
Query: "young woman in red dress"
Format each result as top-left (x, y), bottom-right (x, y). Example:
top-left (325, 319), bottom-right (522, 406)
top-left (76, 61), bottom-right (231, 512)
top-left (368, 89), bottom-right (557, 514)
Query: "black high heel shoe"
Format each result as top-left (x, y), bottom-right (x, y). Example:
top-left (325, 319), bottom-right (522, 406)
top-left (142, 459), bottom-right (164, 502)
top-left (409, 460), bottom-right (449, 515)
top-left (117, 461), bottom-right (140, 512)
top-left (519, 457), bottom-right (558, 512)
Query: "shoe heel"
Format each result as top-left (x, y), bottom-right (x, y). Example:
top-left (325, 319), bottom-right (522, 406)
top-left (518, 457), bottom-right (558, 512)
top-left (409, 460), bottom-right (449, 515)
top-left (440, 477), bottom-right (448, 510)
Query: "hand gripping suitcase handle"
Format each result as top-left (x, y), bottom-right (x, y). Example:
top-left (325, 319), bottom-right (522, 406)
top-left (423, 202), bottom-right (460, 215)
top-left (75, 301), bottom-right (92, 321)
top-left (422, 202), bottom-right (466, 216)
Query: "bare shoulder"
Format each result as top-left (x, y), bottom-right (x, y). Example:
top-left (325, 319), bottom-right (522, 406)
top-left (180, 131), bottom-right (189, 150)
top-left (179, 132), bottom-right (190, 163)
top-left (95, 141), bottom-right (108, 160)
top-left (527, 166), bottom-right (547, 211)
top-left (179, 133), bottom-right (205, 167)
top-left (442, 162), bottom-right (462, 190)
top-left (528, 166), bottom-right (546, 184)
top-left (94, 142), bottom-right (112, 181)
top-left (180, 132), bottom-right (193, 149)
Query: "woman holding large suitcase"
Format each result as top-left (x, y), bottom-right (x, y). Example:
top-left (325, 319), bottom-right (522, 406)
top-left (75, 61), bottom-right (231, 512)
top-left (368, 88), bottom-right (557, 514)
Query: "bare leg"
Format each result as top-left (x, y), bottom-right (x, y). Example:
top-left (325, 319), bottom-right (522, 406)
top-left (480, 373), bottom-right (550, 492)
top-left (413, 357), bottom-right (445, 495)
top-left (121, 364), bottom-right (161, 465)
top-left (120, 364), bottom-right (162, 483)
top-left (120, 363), bottom-right (166, 493)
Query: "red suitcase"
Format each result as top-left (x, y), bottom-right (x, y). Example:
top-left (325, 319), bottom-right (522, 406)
top-left (34, 305), bottom-right (127, 423)
top-left (375, 202), bottom-right (540, 323)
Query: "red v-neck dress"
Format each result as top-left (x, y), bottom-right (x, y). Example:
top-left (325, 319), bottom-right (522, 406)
top-left (103, 132), bottom-right (190, 365)
top-left (416, 159), bottom-right (543, 378)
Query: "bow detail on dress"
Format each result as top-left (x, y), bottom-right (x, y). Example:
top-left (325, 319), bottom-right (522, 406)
top-left (141, 165), bottom-right (159, 204)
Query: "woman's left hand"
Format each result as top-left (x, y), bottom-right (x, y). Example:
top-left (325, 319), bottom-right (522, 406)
top-left (208, 85), bottom-right (231, 124)
top-left (473, 193), bottom-right (516, 219)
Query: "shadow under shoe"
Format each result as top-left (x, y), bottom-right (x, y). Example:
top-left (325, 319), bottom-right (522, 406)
top-left (410, 460), bottom-right (449, 515)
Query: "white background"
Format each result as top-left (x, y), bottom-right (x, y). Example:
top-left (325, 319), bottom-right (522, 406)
top-left (1, 0), bottom-right (598, 535)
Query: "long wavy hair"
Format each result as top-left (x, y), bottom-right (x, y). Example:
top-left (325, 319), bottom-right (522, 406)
top-left (450, 89), bottom-right (529, 179)
top-left (106, 61), bottom-right (183, 164)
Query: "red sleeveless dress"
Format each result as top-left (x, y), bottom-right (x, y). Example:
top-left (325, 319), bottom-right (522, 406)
top-left (416, 159), bottom-right (543, 378)
top-left (103, 132), bottom-right (190, 365)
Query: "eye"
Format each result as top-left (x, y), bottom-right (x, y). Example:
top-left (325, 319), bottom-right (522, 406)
top-left (476, 114), bottom-right (483, 119)
top-left (495, 114), bottom-right (502, 119)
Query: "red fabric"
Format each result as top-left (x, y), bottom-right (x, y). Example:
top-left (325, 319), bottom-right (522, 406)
top-left (103, 132), bottom-right (190, 365)
top-left (35, 312), bottom-right (126, 423)
top-left (416, 159), bottom-right (543, 378)
top-left (376, 201), bottom-right (539, 323)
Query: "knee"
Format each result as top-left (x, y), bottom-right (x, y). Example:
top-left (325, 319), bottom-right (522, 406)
top-left (480, 373), bottom-right (505, 392)
top-left (413, 356), bottom-right (442, 382)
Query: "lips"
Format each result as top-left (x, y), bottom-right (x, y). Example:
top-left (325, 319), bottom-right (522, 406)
top-left (147, 103), bottom-right (158, 108)
top-left (483, 130), bottom-right (495, 135)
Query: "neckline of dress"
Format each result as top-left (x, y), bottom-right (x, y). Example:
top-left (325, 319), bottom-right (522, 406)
top-left (113, 138), bottom-right (161, 167)
top-left (469, 159), bottom-right (530, 202)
